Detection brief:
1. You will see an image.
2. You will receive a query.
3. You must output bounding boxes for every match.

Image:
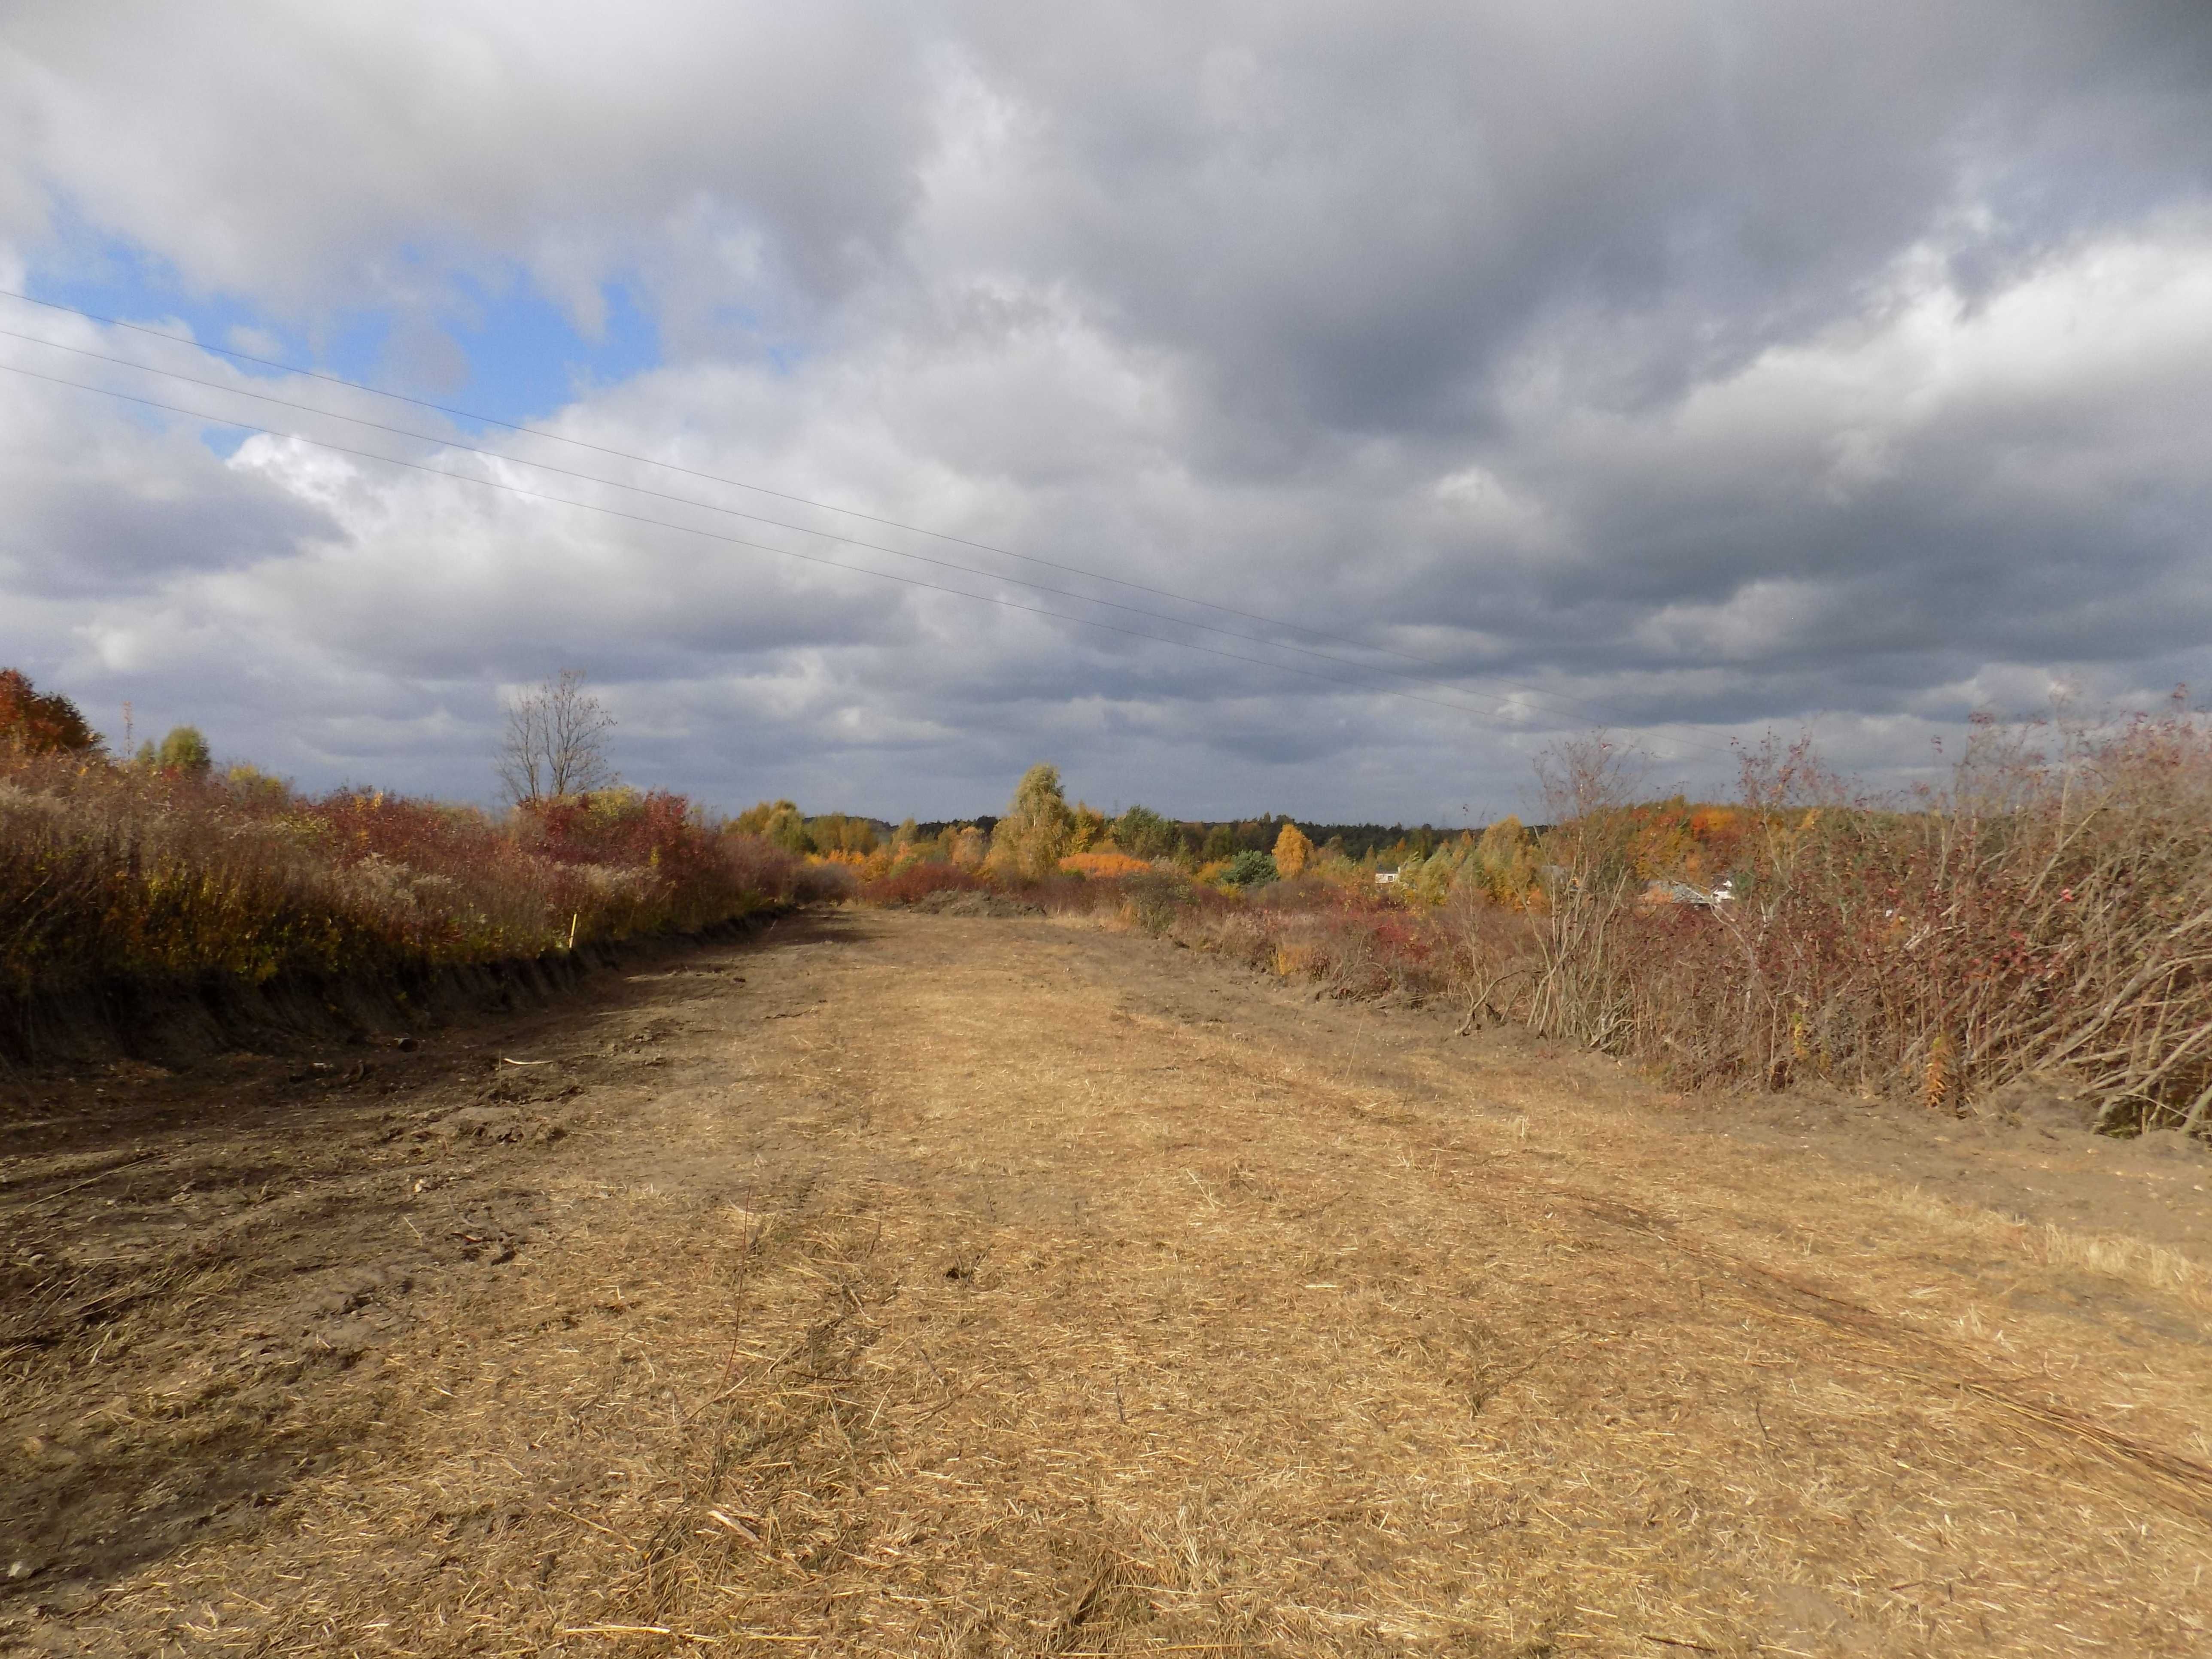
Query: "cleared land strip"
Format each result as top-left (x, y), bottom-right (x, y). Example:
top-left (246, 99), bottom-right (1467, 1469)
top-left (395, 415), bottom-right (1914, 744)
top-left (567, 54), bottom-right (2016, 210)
top-left (6, 909), bottom-right (2210, 1657)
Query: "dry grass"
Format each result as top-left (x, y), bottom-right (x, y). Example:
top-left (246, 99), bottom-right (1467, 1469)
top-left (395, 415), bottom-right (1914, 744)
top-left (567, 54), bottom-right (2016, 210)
top-left (15, 913), bottom-right (2212, 1657)
top-left (1887, 1187), bottom-right (2212, 1306)
top-left (0, 752), bottom-right (841, 1013)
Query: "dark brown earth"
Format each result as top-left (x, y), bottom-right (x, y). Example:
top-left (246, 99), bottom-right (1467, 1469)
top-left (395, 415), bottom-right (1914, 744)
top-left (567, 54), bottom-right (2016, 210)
top-left (3, 908), bottom-right (2208, 1657)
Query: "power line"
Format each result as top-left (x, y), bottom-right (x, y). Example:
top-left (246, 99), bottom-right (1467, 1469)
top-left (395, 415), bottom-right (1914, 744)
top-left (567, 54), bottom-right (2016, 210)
top-left (0, 286), bottom-right (1739, 750)
top-left (0, 320), bottom-right (1738, 757)
top-left (3, 357), bottom-right (1601, 729)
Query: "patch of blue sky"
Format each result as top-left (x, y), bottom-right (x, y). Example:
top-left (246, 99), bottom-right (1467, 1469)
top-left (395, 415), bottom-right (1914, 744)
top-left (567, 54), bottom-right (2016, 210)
top-left (15, 222), bottom-right (388, 385)
top-left (435, 273), bottom-right (659, 431)
top-left (13, 223), bottom-right (660, 441)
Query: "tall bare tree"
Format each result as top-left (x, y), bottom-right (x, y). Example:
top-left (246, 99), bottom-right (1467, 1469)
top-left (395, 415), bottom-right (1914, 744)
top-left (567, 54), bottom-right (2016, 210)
top-left (498, 669), bottom-right (617, 805)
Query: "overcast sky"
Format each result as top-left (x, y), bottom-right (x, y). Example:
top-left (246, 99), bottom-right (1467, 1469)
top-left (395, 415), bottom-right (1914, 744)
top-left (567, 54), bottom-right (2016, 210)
top-left (4, 2), bottom-right (2210, 822)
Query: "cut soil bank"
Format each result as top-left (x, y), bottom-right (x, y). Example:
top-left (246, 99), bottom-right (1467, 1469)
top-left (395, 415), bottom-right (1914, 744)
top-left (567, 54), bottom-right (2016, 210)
top-left (3, 910), bottom-right (2208, 1656)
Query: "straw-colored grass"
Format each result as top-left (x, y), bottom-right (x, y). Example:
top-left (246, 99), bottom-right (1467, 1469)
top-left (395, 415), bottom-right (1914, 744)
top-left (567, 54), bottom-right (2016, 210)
top-left (15, 911), bottom-right (2212, 1657)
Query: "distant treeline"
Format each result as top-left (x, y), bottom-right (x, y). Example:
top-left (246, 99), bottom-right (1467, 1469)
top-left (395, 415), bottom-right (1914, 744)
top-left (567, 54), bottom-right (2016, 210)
top-left (908, 814), bottom-right (1477, 866)
top-left (741, 790), bottom-right (1499, 874)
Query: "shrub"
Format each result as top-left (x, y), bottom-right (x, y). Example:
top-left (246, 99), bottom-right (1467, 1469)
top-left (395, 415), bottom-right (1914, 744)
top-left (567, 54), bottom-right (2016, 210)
top-left (1220, 849), bottom-right (1278, 888)
top-left (0, 753), bottom-right (811, 1007)
top-left (789, 857), bottom-right (858, 904)
top-left (1023, 874), bottom-right (1115, 915)
top-left (1060, 851), bottom-right (1156, 878)
top-left (1451, 711), bottom-right (2212, 1132)
top-left (860, 860), bottom-right (986, 906)
top-left (1119, 869), bottom-right (1195, 936)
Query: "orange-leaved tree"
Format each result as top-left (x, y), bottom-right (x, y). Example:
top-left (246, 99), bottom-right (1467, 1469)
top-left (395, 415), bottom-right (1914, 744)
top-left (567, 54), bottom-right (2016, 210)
top-left (1272, 821), bottom-right (1313, 878)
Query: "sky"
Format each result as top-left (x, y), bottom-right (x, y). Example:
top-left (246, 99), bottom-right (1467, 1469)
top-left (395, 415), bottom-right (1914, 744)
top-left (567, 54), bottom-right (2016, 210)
top-left (3, 2), bottom-right (2211, 823)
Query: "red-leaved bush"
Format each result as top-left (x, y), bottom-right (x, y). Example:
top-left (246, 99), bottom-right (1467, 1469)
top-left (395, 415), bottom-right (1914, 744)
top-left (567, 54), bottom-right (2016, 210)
top-left (0, 754), bottom-right (823, 1004)
top-left (858, 861), bottom-right (987, 906)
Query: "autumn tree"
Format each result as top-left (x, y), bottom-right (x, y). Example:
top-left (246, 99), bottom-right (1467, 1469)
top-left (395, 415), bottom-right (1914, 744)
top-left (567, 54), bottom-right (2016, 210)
top-left (1111, 804), bottom-right (1178, 860)
top-left (1403, 832), bottom-right (1477, 905)
top-left (1272, 821), bottom-right (1313, 877)
top-left (735, 799), bottom-right (811, 854)
top-left (154, 725), bottom-right (212, 775)
top-left (0, 669), bottom-right (100, 757)
top-left (1473, 815), bottom-right (1537, 904)
top-left (988, 763), bottom-right (1075, 878)
top-left (807, 813), bottom-right (880, 854)
top-left (498, 668), bottom-right (617, 805)
top-left (1069, 802), bottom-right (1109, 854)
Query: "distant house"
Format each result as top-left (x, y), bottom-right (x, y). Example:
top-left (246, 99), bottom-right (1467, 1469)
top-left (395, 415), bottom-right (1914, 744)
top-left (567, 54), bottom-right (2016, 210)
top-left (1375, 868), bottom-right (1400, 885)
top-left (1639, 876), bottom-right (1736, 910)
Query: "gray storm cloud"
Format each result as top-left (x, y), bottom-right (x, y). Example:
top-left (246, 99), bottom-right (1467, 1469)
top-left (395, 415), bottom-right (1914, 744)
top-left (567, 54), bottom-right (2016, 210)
top-left (1, 1), bottom-right (2209, 818)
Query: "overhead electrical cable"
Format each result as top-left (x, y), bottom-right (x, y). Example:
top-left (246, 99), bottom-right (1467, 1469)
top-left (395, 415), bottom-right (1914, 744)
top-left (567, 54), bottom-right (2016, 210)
top-left (0, 321), bottom-right (1744, 760)
top-left (1, 358), bottom-right (1613, 727)
top-left (0, 287), bottom-right (1738, 749)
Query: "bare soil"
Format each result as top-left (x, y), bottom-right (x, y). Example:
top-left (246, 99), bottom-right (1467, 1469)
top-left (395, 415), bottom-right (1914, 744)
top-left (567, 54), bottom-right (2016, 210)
top-left (3, 909), bottom-right (2209, 1657)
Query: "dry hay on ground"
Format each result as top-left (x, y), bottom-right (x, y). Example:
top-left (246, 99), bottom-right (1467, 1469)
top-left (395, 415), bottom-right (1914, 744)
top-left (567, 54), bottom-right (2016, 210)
top-left (6, 910), bottom-right (2209, 1657)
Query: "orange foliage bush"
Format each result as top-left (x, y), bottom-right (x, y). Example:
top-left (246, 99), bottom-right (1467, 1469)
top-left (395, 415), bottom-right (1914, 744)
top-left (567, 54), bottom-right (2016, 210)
top-left (1058, 851), bottom-right (1155, 878)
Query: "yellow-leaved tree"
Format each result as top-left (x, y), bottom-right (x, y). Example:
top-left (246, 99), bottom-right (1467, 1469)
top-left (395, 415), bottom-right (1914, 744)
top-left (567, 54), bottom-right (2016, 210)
top-left (987, 763), bottom-right (1075, 878)
top-left (1473, 816), bottom-right (1538, 905)
top-left (1272, 821), bottom-right (1313, 878)
top-left (1068, 802), bottom-right (1109, 854)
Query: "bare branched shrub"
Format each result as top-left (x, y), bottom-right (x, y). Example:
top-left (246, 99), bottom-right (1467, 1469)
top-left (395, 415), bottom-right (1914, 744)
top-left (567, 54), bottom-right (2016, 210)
top-left (1520, 734), bottom-right (1648, 1050)
top-left (1449, 704), bottom-right (2212, 1132)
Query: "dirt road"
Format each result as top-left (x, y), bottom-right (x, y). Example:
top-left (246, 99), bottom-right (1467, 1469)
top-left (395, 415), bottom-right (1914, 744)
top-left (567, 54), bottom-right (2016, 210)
top-left (6, 910), bottom-right (2210, 1657)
